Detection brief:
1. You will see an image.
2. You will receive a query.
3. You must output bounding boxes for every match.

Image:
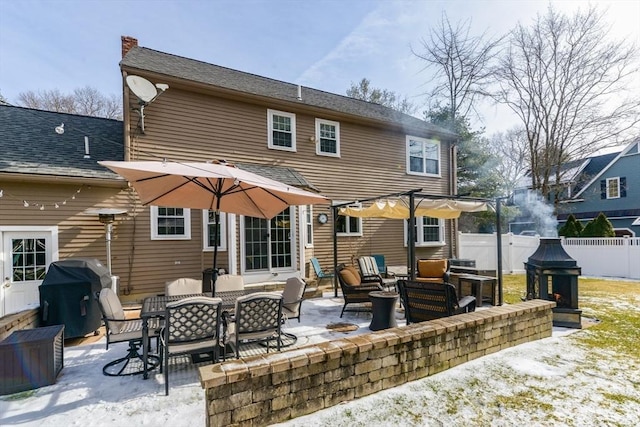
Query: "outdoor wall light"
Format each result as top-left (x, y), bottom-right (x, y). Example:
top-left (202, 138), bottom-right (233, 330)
top-left (55, 123), bottom-right (65, 134)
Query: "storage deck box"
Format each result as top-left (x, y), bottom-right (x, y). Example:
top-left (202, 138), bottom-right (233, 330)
top-left (0, 325), bottom-right (64, 395)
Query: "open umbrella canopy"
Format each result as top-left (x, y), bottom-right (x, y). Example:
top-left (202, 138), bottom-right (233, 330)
top-left (98, 160), bottom-right (330, 218)
top-left (339, 198), bottom-right (487, 219)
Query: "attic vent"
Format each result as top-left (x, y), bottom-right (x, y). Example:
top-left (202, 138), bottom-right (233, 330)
top-left (84, 136), bottom-right (90, 159)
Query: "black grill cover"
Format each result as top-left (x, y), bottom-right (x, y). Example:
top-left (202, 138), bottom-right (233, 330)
top-left (39, 258), bottom-right (112, 339)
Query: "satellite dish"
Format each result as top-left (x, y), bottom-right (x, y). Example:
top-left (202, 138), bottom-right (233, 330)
top-left (126, 75), bottom-right (158, 103)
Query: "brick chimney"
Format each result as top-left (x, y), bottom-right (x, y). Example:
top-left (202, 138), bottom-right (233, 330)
top-left (121, 36), bottom-right (138, 58)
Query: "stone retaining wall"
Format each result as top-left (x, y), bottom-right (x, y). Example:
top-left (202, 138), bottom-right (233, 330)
top-left (199, 300), bottom-right (555, 426)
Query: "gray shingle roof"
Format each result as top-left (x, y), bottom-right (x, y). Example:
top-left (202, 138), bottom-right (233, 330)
top-left (236, 162), bottom-right (320, 192)
top-left (120, 47), bottom-right (456, 138)
top-left (0, 105), bottom-right (124, 180)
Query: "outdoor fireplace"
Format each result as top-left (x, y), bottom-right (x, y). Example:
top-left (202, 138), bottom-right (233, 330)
top-left (524, 238), bottom-right (582, 328)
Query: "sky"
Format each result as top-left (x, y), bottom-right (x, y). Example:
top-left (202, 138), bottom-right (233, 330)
top-left (1, 0), bottom-right (639, 136)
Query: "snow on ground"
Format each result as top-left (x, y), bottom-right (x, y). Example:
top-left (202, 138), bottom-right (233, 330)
top-left (1, 294), bottom-right (639, 426)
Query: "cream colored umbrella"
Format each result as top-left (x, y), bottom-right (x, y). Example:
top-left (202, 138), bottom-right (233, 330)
top-left (99, 160), bottom-right (330, 273)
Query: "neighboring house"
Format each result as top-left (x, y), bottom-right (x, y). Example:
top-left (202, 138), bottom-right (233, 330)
top-left (512, 139), bottom-right (640, 236)
top-left (557, 139), bottom-right (640, 236)
top-left (0, 104), bottom-right (124, 317)
top-left (116, 36), bottom-right (458, 300)
top-left (0, 35), bottom-right (459, 316)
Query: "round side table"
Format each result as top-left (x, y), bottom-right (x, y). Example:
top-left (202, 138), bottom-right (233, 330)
top-left (368, 291), bottom-right (399, 331)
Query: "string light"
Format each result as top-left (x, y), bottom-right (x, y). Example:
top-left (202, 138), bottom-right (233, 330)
top-left (1, 186), bottom-right (85, 211)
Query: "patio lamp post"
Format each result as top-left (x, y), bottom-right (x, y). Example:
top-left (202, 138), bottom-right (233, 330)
top-left (97, 210), bottom-right (126, 275)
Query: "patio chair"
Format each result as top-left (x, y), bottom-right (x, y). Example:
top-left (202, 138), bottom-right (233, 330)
top-left (214, 274), bottom-right (244, 294)
top-left (335, 264), bottom-right (384, 318)
top-left (415, 259), bottom-right (450, 284)
top-left (96, 288), bottom-right (160, 376)
top-left (310, 257), bottom-right (334, 286)
top-left (165, 278), bottom-right (202, 296)
top-left (159, 296), bottom-right (222, 395)
top-left (223, 292), bottom-right (283, 359)
top-left (281, 277), bottom-right (307, 323)
top-left (358, 256), bottom-right (397, 291)
top-left (372, 254), bottom-right (386, 274)
top-left (397, 280), bottom-right (476, 324)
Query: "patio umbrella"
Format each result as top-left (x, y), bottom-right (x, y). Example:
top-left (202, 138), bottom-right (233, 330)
top-left (98, 160), bottom-right (330, 279)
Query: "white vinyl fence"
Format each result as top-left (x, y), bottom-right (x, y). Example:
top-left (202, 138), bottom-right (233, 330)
top-left (458, 233), bottom-right (640, 280)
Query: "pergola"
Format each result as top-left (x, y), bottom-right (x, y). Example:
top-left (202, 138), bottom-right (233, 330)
top-left (331, 189), bottom-right (508, 304)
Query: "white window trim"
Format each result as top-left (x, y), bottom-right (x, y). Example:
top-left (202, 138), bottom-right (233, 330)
top-left (606, 177), bottom-right (620, 199)
top-left (267, 109), bottom-right (296, 152)
top-left (406, 135), bottom-right (441, 177)
top-left (150, 206), bottom-right (191, 240)
top-left (335, 202), bottom-right (363, 237)
top-left (202, 210), bottom-right (227, 251)
top-left (315, 118), bottom-right (340, 157)
top-left (403, 216), bottom-right (446, 247)
top-left (302, 205), bottom-right (314, 248)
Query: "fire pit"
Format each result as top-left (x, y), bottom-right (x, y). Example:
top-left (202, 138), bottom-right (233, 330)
top-left (524, 238), bottom-right (582, 328)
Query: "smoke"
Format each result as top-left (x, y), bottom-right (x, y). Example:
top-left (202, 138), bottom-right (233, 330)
top-left (512, 191), bottom-right (558, 237)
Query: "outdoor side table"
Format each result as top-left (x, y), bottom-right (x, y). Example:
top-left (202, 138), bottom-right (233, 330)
top-left (457, 274), bottom-right (497, 306)
top-left (0, 325), bottom-right (64, 395)
top-left (368, 291), bottom-right (399, 331)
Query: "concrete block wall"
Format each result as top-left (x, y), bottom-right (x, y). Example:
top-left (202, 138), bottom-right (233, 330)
top-left (199, 299), bottom-right (555, 426)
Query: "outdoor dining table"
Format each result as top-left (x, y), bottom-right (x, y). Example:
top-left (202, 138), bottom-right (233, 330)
top-left (140, 290), bottom-right (252, 379)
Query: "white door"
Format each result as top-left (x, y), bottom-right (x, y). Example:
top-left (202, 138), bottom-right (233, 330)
top-left (1, 230), bottom-right (56, 316)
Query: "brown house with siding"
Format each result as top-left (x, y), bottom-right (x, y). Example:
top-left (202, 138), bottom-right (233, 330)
top-left (0, 35), bottom-right (459, 319)
top-left (117, 36), bottom-right (459, 298)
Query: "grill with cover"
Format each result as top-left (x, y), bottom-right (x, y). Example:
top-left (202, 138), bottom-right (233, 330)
top-left (39, 258), bottom-right (112, 339)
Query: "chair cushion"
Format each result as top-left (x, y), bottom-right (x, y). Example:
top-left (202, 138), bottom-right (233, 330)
top-left (282, 277), bottom-right (304, 303)
top-left (165, 278), bottom-right (202, 296)
top-left (340, 267), bottom-right (360, 286)
top-left (216, 274), bottom-right (245, 292)
top-left (99, 288), bottom-right (125, 333)
top-left (417, 259), bottom-right (447, 278)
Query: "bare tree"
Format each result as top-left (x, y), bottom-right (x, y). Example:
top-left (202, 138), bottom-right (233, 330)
top-left (412, 12), bottom-right (503, 127)
top-left (494, 5), bottom-right (640, 206)
top-left (17, 86), bottom-right (122, 119)
top-left (488, 127), bottom-right (530, 195)
top-left (346, 78), bottom-right (416, 115)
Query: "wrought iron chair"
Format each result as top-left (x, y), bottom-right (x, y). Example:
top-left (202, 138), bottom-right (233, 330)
top-left (310, 257), bottom-right (334, 286)
top-left (165, 278), bottom-right (203, 296)
top-left (335, 264), bottom-right (384, 318)
top-left (159, 296), bottom-right (222, 395)
top-left (223, 292), bottom-right (283, 359)
top-left (96, 288), bottom-right (160, 376)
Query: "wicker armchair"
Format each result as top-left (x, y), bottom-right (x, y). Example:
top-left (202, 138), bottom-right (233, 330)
top-left (397, 280), bottom-right (476, 324)
top-left (335, 264), bottom-right (384, 318)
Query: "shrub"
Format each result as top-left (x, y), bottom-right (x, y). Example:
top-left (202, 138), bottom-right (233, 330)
top-left (581, 212), bottom-right (615, 237)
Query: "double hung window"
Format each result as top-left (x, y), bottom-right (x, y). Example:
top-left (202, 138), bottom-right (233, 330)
top-left (406, 136), bottom-right (440, 176)
top-left (316, 119), bottom-right (340, 157)
top-left (203, 210), bottom-right (227, 250)
top-left (268, 109), bottom-right (296, 152)
top-left (151, 207), bottom-right (191, 240)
